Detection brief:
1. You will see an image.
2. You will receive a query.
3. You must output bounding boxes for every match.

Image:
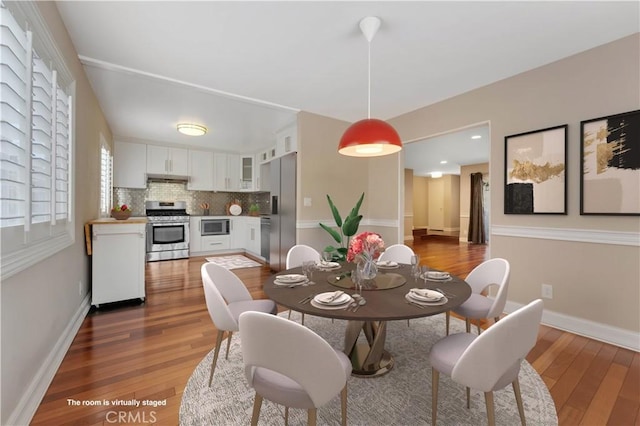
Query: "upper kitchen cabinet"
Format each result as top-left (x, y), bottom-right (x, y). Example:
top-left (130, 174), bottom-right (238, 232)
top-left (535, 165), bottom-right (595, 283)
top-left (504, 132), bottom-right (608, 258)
top-left (113, 141), bottom-right (147, 188)
top-left (187, 149), bottom-right (215, 191)
top-left (213, 153), bottom-right (240, 191)
top-left (240, 155), bottom-right (254, 190)
top-left (146, 145), bottom-right (188, 177)
top-left (275, 124), bottom-right (297, 157)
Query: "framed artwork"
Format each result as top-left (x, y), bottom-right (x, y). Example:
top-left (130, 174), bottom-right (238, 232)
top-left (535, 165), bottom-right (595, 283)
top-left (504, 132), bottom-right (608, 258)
top-left (580, 109), bottom-right (640, 215)
top-left (504, 124), bottom-right (567, 214)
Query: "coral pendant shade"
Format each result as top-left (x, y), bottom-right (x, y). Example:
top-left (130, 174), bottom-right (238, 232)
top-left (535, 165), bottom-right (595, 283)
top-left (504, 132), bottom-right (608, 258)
top-left (338, 118), bottom-right (402, 157)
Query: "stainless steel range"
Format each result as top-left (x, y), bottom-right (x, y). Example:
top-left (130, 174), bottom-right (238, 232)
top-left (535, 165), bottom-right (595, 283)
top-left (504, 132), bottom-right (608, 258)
top-left (145, 201), bottom-right (190, 262)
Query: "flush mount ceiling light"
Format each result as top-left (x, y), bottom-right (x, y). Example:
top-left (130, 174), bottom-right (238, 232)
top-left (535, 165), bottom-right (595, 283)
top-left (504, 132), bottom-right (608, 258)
top-left (338, 16), bottom-right (402, 157)
top-left (471, 135), bottom-right (482, 140)
top-left (431, 172), bottom-right (443, 178)
top-left (177, 123), bottom-right (207, 136)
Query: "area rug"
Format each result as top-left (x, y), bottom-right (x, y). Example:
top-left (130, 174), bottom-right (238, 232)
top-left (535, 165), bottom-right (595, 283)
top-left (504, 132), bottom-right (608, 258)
top-left (180, 314), bottom-right (557, 426)
top-left (205, 255), bottom-right (262, 269)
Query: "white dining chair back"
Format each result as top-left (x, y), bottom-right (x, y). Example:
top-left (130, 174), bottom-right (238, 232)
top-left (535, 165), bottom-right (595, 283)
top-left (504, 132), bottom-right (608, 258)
top-left (201, 263), bottom-right (277, 387)
top-left (378, 244), bottom-right (415, 264)
top-left (430, 299), bottom-right (544, 426)
top-left (239, 311), bottom-right (351, 426)
top-left (285, 245), bottom-right (320, 324)
top-left (286, 244), bottom-right (321, 268)
top-left (447, 258), bottom-right (510, 335)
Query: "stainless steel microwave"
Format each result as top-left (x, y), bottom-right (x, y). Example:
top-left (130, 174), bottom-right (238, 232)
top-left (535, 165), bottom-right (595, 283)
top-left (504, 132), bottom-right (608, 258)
top-left (201, 218), bottom-right (230, 236)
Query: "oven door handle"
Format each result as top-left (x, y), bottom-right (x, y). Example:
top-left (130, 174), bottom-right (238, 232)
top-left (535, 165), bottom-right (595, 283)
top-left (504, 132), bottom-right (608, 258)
top-left (150, 222), bottom-right (189, 226)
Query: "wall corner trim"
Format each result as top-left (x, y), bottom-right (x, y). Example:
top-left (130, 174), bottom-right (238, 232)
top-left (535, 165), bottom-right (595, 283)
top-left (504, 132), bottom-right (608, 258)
top-left (491, 225), bottom-right (640, 246)
top-left (7, 294), bottom-right (91, 425)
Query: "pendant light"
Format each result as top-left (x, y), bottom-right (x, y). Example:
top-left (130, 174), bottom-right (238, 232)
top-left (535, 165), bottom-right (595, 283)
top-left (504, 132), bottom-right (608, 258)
top-left (338, 16), bottom-right (402, 157)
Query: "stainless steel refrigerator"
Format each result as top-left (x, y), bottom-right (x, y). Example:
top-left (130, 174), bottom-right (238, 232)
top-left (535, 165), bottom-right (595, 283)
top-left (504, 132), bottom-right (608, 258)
top-left (269, 153), bottom-right (297, 271)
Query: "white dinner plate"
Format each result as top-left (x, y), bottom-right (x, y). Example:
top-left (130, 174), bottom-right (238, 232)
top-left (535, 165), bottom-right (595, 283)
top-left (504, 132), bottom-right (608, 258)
top-left (427, 271), bottom-right (450, 280)
top-left (376, 260), bottom-right (399, 269)
top-left (317, 261), bottom-right (341, 270)
top-left (274, 279), bottom-right (308, 287)
top-left (310, 296), bottom-right (353, 310)
top-left (405, 293), bottom-right (448, 306)
top-left (409, 288), bottom-right (444, 301)
top-left (229, 204), bottom-right (242, 216)
top-left (314, 291), bottom-right (350, 305)
top-left (274, 274), bottom-right (306, 283)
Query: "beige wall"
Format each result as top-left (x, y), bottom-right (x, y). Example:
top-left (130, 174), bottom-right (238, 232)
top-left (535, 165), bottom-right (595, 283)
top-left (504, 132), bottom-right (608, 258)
top-left (1, 3), bottom-right (112, 423)
top-left (403, 169), bottom-right (414, 240)
top-left (388, 34), bottom-right (640, 336)
top-left (459, 163), bottom-right (489, 241)
top-left (413, 176), bottom-right (429, 229)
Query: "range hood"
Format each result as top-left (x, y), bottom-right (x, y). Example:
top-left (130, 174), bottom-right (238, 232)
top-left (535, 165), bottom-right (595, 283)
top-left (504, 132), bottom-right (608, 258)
top-left (147, 174), bottom-right (190, 183)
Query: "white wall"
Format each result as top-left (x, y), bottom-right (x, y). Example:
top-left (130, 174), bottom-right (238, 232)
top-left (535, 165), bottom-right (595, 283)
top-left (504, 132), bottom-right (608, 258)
top-left (389, 34), bottom-right (640, 343)
top-left (1, 3), bottom-right (112, 423)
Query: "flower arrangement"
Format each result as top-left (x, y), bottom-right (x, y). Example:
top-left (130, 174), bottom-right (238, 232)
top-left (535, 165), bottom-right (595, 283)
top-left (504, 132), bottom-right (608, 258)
top-left (346, 231), bottom-right (385, 263)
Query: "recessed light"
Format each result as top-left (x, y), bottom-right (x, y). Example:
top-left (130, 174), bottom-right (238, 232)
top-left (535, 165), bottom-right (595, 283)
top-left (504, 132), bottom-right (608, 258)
top-left (471, 135), bottom-right (482, 140)
top-left (177, 123), bottom-right (207, 136)
top-left (440, 160), bottom-right (448, 164)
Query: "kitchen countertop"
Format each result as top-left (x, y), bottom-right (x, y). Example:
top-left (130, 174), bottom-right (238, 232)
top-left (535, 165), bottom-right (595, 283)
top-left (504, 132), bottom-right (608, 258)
top-left (87, 217), bottom-right (148, 225)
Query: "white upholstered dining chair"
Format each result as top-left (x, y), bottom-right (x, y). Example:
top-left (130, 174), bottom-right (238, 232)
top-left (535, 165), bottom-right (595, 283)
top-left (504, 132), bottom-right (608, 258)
top-left (285, 244), bottom-right (321, 324)
top-left (239, 311), bottom-right (352, 426)
top-left (377, 243), bottom-right (415, 264)
top-left (201, 263), bottom-right (277, 387)
top-left (378, 243), bottom-right (416, 326)
top-left (446, 258), bottom-right (510, 335)
top-left (430, 299), bottom-right (544, 426)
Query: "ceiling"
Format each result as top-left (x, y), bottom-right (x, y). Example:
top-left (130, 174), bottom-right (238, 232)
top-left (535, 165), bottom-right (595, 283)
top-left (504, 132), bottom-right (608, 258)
top-left (55, 1), bottom-right (638, 161)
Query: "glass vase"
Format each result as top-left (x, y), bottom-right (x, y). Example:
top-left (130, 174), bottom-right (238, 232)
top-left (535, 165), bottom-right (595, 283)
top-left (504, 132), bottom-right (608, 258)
top-left (358, 257), bottom-right (378, 281)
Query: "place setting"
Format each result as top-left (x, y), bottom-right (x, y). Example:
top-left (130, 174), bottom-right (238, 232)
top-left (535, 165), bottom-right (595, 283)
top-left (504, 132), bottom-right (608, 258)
top-left (317, 251), bottom-right (342, 271)
top-left (422, 270), bottom-right (452, 282)
top-left (405, 288), bottom-right (448, 308)
top-left (375, 260), bottom-right (400, 269)
top-left (308, 290), bottom-right (354, 310)
top-left (273, 274), bottom-right (309, 287)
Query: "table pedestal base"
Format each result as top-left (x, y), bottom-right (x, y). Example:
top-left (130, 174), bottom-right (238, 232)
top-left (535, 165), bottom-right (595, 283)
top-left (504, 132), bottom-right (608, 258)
top-left (344, 320), bottom-right (394, 377)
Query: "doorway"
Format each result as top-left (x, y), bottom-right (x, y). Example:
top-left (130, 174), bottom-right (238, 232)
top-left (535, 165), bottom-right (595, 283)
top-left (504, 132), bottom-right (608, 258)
top-left (402, 123), bottom-right (490, 244)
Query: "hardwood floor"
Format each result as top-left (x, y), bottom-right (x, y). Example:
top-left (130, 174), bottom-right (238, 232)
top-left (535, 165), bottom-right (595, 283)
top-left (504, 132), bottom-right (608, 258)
top-left (31, 238), bottom-right (638, 425)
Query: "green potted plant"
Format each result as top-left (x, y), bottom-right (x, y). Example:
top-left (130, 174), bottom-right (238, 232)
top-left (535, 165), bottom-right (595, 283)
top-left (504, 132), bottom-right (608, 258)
top-left (249, 204), bottom-right (260, 216)
top-left (319, 192), bottom-right (364, 261)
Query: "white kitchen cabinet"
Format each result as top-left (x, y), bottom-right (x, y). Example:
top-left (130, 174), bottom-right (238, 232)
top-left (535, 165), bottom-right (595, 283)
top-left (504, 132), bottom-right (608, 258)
top-left (189, 217), bottom-right (202, 253)
top-left (275, 124), bottom-right (297, 157)
top-left (113, 141), bottom-right (147, 188)
top-left (147, 145), bottom-right (188, 177)
top-left (246, 217), bottom-right (261, 255)
top-left (240, 155), bottom-right (254, 190)
top-left (201, 235), bottom-right (231, 251)
top-left (91, 221), bottom-right (146, 307)
top-left (187, 149), bottom-right (214, 190)
top-left (213, 153), bottom-right (240, 191)
top-left (230, 216), bottom-right (247, 249)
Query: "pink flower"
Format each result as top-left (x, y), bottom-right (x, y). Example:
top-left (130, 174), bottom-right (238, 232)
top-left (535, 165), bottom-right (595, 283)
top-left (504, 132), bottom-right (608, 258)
top-left (347, 231), bottom-right (385, 263)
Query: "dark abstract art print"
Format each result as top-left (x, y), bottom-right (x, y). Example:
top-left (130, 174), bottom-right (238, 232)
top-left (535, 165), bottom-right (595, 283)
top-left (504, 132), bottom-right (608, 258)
top-left (581, 109), bottom-right (640, 215)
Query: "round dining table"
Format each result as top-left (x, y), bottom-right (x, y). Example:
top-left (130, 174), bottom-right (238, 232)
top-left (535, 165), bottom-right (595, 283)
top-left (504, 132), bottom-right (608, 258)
top-left (264, 262), bottom-right (471, 377)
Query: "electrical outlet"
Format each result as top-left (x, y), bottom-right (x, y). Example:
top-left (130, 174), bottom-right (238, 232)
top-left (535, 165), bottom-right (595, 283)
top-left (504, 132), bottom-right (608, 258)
top-left (541, 284), bottom-right (553, 299)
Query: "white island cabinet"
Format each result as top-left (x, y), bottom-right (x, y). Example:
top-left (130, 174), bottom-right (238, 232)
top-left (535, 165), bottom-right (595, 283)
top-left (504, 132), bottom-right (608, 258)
top-left (90, 219), bottom-right (147, 307)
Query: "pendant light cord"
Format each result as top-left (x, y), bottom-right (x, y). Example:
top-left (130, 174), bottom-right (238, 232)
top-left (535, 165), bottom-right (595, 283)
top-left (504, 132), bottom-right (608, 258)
top-left (367, 40), bottom-right (371, 119)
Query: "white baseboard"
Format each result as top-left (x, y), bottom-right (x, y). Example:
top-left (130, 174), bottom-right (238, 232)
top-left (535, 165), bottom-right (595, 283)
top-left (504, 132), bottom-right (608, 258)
top-left (504, 300), bottom-right (639, 352)
top-left (7, 294), bottom-right (91, 425)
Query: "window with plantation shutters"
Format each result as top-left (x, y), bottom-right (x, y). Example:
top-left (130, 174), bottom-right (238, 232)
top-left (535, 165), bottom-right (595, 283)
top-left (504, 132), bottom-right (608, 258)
top-left (0, 1), bottom-right (75, 280)
top-left (99, 137), bottom-right (112, 217)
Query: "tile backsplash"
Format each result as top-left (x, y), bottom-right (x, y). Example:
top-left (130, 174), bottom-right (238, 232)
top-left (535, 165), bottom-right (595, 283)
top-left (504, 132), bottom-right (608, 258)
top-left (114, 182), bottom-right (271, 216)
